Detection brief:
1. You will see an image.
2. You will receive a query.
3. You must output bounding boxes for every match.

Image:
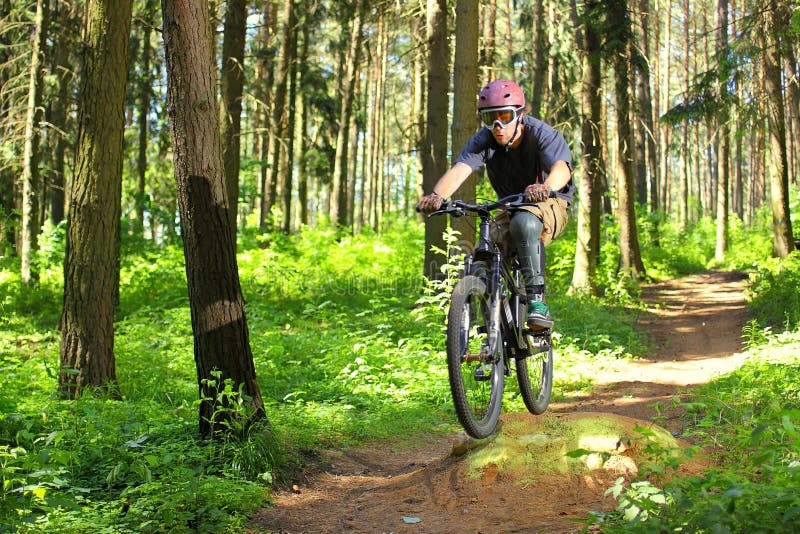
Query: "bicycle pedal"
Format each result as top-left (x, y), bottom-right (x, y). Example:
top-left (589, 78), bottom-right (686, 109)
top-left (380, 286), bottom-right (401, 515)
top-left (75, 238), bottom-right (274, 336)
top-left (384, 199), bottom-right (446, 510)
top-left (524, 334), bottom-right (551, 353)
top-left (473, 365), bottom-right (490, 381)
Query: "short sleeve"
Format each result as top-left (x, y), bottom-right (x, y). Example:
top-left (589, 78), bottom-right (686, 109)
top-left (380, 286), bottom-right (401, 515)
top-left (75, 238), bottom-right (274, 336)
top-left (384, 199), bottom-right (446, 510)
top-left (455, 129), bottom-right (495, 171)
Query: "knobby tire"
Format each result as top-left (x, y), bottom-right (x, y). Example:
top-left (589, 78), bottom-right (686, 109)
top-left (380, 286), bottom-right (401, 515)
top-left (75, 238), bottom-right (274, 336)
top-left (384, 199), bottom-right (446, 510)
top-left (516, 332), bottom-right (553, 415)
top-left (446, 275), bottom-right (504, 439)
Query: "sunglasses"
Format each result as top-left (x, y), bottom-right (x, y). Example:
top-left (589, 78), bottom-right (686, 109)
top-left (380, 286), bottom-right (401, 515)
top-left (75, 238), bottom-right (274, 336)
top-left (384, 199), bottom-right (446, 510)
top-left (479, 106), bottom-right (523, 129)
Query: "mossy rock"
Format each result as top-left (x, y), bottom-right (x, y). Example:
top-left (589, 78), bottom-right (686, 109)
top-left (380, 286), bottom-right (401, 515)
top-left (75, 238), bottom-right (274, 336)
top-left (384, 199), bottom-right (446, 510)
top-left (456, 412), bottom-right (684, 481)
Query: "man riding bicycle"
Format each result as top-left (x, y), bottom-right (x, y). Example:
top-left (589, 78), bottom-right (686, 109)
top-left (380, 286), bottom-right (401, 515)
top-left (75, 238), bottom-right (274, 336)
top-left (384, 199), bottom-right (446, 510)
top-left (418, 79), bottom-right (574, 331)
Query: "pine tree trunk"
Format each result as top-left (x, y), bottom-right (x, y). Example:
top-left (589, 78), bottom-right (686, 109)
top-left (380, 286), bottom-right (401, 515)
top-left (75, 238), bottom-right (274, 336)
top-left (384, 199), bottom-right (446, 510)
top-left (762, 1), bottom-right (794, 257)
top-left (714, 0), bottom-right (729, 262)
top-left (255, 5), bottom-right (276, 229)
top-left (47, 0), bottom-right (73, 226)
top-left (266, 0), bottom-right (295, 230)
top-left (219, 0), bottom-right (248, 238)
top-left (609, 0), bottom-right (646, 280)
top-left (530, 0), bottom-right (547, 117)
top-left (297, 8), bottom-right (310, 226)
top-left (450, 0), bottom-right (479, 251)
top-left (135, 0), bottom-right (157, 236)
top-left (59, 0), bottom-right (132, 398)
top-left (570, 0), bottom-right (604, 295)
top-left (656, 0), bottom-right (672, 214)
top-left (422, 0), bottom-right (449, 280)
top-left (280, 6), bottom-right (298, 234)
top-left (162, 0), bottom-right (265, 437)
top-left (20, 0), bottom-right (49, 283)
top-left (330, 0), bottom-right (365, 228)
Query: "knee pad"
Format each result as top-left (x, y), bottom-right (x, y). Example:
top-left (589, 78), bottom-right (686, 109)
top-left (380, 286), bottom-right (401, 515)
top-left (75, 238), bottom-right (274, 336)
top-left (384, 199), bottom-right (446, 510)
top-left (509, 211), bottom-right (543, 247)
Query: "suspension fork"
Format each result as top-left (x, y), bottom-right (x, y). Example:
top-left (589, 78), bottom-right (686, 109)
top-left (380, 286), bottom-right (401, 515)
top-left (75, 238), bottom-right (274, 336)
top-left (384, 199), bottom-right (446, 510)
top-left (487, 251), bottom-right (503, 359)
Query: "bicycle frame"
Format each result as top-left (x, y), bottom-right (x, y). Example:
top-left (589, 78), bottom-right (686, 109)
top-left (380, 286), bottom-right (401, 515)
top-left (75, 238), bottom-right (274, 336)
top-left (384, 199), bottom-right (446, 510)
top-left (424, 193), bottom-right (555, 437)
top-left (454, 196), bottom-right (533, 360)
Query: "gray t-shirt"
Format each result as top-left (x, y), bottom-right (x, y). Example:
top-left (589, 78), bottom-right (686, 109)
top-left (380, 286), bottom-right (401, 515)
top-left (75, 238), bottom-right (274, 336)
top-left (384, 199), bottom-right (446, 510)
top-left (455, 115), bottom-right (575, 204)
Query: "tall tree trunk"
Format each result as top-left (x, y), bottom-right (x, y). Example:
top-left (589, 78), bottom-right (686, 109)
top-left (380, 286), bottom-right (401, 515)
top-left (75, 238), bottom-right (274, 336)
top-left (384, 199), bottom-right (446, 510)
top-left (410, 13), bottom-right (425, 218)
top-left (136, 0), bottom-right (157, 236)
top-left (608, 0), bottom-right (646, 280)
top-left (296, 7), bottom-right (310, 227)
top-left (570, 0), bottom-right (604, 295)
top-left (266, 0), bottom-right (295, 229)
top-left (59, 0), bottom-right (132, 397)
top-left (480, 0), bottom-right (497, 80)
top-left (219, 0), bottom-right (248, 239)
top-left (162, 0), bottom-right (265, 437)
top-left (762, 1), bottom-right (794, 257)
top-left (48, 0), bottom-right (73, 226)
top-left (422, 0), bottom-right (449, 280)
top-left (255, 4), bottom-right (276, 229)
top-left (635, 0), bottom-right (657, 211)
top-left (530, 0), bottom-right (548, 118)
top-left (450, 0), bottom-right (479, 251)
top-left (656, 0), bottom-right (671, 215)
top-left (280, 5), bottom-right (298, 234)
top-left (678, 0), bottom-right (690, 230)
top-left (782, 31), bottom-right (800, 190)
top-left (20, 0), bottom-right (49, 283)
top-left (714, 0), bottom-right (729, 262)
top-left (330, 0), bottom-right (365, 228)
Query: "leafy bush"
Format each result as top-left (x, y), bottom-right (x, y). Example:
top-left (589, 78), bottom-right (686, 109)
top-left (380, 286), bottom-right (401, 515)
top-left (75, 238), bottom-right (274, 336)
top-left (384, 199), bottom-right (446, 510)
top-left (748, 252), bottom-right (800, 330)
top-left (590, 337), bottom-right (800, 532)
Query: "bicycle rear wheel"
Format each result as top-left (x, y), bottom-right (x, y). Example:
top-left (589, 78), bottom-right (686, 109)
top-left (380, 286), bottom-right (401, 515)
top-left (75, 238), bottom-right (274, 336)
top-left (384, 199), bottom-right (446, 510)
top-left (446, 275), bottom-right (505, 439)
top-left (516, 331), bottom-right (553, 415)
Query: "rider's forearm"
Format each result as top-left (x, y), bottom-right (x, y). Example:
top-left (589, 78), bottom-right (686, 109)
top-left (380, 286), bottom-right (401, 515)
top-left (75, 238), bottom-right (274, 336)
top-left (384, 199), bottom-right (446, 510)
top-left (430, 162), bottom-right (474, 198)
top-left (542, 160), bottom-right (571, 191)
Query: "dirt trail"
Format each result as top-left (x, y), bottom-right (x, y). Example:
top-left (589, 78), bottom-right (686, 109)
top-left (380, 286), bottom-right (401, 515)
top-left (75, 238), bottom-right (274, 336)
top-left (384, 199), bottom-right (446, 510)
top-left (251, 271), bottom-right (752, 533)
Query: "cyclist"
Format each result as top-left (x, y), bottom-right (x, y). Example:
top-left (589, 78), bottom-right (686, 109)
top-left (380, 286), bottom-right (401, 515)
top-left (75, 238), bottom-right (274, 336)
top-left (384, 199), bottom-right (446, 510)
top-left (418, 79), bottom-right (574, 331)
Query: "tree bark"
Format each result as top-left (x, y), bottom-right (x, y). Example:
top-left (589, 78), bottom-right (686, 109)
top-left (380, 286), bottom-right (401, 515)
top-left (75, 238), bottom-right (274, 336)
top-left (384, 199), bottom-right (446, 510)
top-left (714, 0), bottom-right (729, 262)
top-left (657, 0), bottom-right (671, 214)
top-left (255, 4), bottom-right (277, 229)
top-left (608, 0), bottom-right (646, 280)
top-left (280, 4), bottom-right (298, 234)
top-left (530, 0), bottom-right (548, 118)
top-left (135, 0), bottom-right (157, 236)
top-left (635, 0), bottom-right (657, 211)
top-left (570, 0), bottom-right (605, 295)
top-left (330, 0), bottom-right (365, 228)
top-left (422, 0), bottom-right (449, 280)
top-left (59, 0), bottom-right (132, 397)
top-left (450, 0), bottom-right (479, 252)
top-left (47, 0), bottom-right (74, 226)
top-left (162, 0), bottom-right (266, 436)
top-left (265, 0), bottom-right (296, 229)
top-left (762, 1), bottom-right (794, 257)
top-left (219, 0), bottom-right (248, 238)
top-left (20, 0), bottom-right (49, 283)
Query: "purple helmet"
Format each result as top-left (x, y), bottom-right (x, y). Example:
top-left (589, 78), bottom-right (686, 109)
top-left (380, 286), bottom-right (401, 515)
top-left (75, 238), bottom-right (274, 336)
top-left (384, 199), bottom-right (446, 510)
top-left (477, 79), bottom-right (525, 110)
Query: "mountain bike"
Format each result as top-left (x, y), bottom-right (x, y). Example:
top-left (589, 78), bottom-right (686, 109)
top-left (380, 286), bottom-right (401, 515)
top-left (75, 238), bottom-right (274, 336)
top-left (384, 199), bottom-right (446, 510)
top-left (425, 194), bottom-right (554, 439)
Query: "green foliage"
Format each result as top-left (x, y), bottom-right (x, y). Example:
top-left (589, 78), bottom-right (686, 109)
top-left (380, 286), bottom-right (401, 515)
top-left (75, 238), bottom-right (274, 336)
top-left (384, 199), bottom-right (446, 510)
top-left (748, 252), bottom-right (800, 330)
top-left (589, 335), bottom-right (800, 532)
top-left (4, 204), bottom-right (792, 532)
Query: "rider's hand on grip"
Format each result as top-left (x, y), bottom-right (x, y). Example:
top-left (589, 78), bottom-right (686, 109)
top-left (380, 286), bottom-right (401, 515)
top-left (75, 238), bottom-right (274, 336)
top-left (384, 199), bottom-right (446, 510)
top-left (418, 192), bottom-right (443, 214)
top-left (524, 183), bottom-right (552, 203)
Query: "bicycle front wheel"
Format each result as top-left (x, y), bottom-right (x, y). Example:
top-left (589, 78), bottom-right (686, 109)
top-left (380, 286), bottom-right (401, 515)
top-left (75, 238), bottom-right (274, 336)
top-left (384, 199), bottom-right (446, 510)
top-left (516, 331), bottom-right (553, 415)
top-left (446, 275), bottom-right (505, 439)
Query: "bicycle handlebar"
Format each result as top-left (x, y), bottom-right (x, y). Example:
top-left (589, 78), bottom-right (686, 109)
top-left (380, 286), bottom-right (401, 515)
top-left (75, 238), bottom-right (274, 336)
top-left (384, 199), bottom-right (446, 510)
top-left (417, 192), bottom-right (557, 218)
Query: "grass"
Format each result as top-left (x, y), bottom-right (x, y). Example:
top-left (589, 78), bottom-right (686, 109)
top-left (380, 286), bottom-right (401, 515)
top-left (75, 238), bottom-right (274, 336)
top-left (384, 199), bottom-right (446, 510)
top-left (1, 203), bottom-right (797, 532)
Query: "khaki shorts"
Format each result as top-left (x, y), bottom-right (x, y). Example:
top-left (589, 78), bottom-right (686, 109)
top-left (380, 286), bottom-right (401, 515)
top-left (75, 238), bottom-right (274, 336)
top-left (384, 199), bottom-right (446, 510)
top-left (490, 197), bottom-right (570, 256)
